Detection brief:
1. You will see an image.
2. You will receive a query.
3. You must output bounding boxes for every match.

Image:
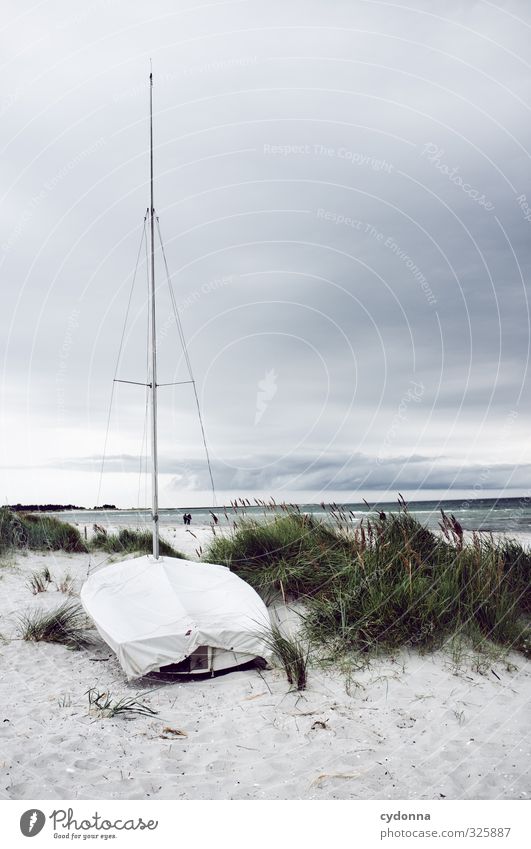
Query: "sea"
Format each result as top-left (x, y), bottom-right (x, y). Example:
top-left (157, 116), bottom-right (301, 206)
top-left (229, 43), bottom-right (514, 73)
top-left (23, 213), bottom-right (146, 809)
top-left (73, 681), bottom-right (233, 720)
top-left (52, 496), bottom-right (531, 537)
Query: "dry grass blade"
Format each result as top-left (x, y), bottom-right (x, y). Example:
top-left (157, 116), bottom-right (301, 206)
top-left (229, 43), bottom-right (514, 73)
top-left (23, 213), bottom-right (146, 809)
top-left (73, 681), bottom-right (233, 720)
top-left (311, 772), bottom-right (360, 786)
top-left (160, 726), bottom-right (187, 738)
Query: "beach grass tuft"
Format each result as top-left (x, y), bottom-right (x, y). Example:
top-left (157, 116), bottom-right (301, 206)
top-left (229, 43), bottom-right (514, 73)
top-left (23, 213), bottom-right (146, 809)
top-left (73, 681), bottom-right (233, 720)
top-left (259, 624), bottom-right (310, 690)
top-left (205, 503), bottom-right (531, 658)
top-left (86, 687), bottom-right (158, 718)
top-left (18, 600), bottom-right (93, 648)
top-left (91, 527), bottom-right (184, 558)
top-left (28, 567), bottom-right (53, 594)
top-left (56, 572), bottom-right (76, 595)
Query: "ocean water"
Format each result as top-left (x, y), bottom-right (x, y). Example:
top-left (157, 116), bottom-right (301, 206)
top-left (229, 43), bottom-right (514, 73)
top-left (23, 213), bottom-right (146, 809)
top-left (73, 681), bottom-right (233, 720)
top-left (53, 496), bottom-right (531, 536)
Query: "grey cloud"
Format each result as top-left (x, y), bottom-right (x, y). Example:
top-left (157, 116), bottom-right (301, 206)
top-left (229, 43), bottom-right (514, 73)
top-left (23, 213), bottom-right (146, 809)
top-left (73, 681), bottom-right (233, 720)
top-left (43, 451), bottom-right (531, 494)
top-left (1, 0), bottom-right (530, 505)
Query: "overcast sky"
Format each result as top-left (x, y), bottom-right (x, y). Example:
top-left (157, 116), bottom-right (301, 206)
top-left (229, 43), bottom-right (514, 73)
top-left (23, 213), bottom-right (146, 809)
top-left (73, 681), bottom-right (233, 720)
top-left (1, 0), bottom-right (531, 507)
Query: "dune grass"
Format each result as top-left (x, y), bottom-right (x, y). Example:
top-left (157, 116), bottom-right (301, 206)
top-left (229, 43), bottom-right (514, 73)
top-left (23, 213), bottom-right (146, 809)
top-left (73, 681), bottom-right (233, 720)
top-left (205, 505), bottom-right (531, 659)
top-left (91, 527), bottom-right (184, 558)
top-left (0, 507), bottom-right (87, 554)
top-left (205, 512), bottom-right (352, 601)
top-left (18, 600), bottom-right (93, 649)
top-left (260, 624), bottom-right (310, 690)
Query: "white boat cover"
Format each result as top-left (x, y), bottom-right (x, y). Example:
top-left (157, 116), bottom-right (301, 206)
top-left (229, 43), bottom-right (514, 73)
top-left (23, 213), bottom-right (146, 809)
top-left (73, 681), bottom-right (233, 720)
top-left (80, 556), bottom-right (271, 679)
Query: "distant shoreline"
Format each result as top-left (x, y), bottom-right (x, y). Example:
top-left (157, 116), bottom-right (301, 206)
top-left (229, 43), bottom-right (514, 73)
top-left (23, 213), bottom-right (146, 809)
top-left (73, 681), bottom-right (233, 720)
top-left (11, 494), bottom-right (531, 514)
top-left (7, 503), bottom-right (117, 513)
top-left (8, 496), bottom-right (531, 541)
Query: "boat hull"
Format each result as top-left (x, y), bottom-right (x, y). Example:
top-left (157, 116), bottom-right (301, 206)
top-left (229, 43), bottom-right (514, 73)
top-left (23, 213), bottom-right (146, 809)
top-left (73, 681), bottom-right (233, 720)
top-left (81, 555), bottom-right (272, 679)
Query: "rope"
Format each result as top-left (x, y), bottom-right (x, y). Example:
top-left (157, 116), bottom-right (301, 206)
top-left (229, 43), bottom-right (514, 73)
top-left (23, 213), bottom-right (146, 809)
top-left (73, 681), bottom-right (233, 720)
top-left (155, 215), bottom-right (217, 507)
top-left (94, 211), bottom-right (148, 528)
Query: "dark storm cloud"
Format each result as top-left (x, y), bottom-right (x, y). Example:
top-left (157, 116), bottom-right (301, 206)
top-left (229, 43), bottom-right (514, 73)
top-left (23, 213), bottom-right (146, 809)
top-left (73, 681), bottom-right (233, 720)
top-left (50, 451), bottom-right (531, 494)
top-left (1, 0), bottom-right (531, 504)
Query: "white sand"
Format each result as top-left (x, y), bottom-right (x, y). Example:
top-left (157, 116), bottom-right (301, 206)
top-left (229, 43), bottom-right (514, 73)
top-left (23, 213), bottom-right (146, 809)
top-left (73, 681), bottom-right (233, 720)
top-left (0, 533), bottom-right (529, 800)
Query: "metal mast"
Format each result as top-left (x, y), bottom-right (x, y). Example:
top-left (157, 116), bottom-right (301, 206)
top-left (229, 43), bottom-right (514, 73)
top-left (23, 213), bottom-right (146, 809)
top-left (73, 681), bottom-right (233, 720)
top-left (149, 70), bottom-right (160, 559)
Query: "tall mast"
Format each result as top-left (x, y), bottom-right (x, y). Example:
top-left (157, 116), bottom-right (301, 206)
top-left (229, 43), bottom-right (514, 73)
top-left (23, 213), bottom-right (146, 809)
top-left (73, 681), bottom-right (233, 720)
top-left (149, 70), bottom-right (160, 559)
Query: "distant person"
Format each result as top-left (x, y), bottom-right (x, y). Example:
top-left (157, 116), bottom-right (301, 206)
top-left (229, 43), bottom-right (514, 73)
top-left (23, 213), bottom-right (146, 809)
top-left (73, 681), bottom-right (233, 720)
top-left (182, 513), bottom-right (188, 525)
top-left (187, 513), bottom-right (192, 525)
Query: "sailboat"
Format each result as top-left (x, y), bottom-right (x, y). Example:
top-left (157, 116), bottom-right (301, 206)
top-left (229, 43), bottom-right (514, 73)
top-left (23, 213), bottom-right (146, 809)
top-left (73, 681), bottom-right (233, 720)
top-left (80, 73), bottom-right (271, 680)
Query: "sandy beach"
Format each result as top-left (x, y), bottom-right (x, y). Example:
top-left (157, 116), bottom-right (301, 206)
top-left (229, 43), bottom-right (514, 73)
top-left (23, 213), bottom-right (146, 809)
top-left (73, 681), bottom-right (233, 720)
top-left (0, 524), bottom-right (529, 801)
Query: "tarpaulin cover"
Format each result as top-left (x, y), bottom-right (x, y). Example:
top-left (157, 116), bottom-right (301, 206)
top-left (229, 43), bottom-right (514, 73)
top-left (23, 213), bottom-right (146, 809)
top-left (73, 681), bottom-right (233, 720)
top-left (81, 556), bottom-right (271, 678)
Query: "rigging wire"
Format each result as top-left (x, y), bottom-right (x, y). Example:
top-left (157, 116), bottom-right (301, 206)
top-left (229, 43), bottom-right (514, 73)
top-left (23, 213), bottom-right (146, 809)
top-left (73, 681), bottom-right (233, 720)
top-left (91, 206), bottom-right (218, 578)
top-left (137, 221), bottom-right (152, 510)
top-left (155, 215), bottom-right (217, 507)
top-left (94, 211), bottom-right (148, 529)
